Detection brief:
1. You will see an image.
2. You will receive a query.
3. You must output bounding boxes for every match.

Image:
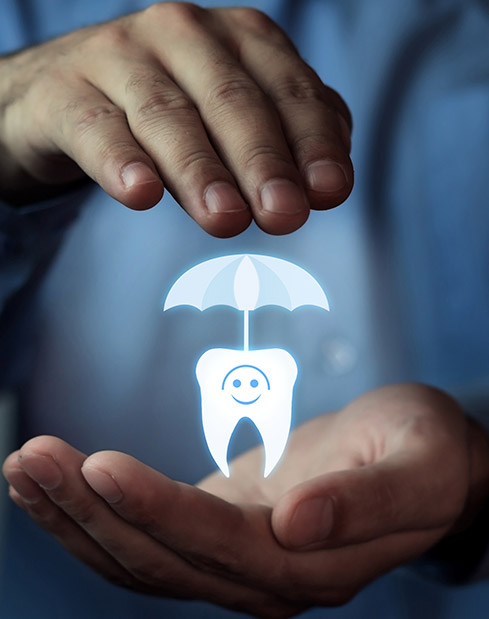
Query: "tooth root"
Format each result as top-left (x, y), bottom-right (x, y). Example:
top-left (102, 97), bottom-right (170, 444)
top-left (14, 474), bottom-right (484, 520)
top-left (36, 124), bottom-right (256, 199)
top-left (201, 414), bottom-right (236, 478)
top-left (257, 414), bottom-right (291, 478)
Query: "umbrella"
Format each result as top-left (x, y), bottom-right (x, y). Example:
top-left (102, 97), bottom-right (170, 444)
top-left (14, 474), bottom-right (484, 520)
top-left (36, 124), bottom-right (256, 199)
top-left (163, 254), bottom-right (329, 349)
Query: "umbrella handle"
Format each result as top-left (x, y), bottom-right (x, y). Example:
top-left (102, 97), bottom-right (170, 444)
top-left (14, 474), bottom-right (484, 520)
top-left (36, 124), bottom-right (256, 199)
top-left (244, 309), bottom-right (249, 352)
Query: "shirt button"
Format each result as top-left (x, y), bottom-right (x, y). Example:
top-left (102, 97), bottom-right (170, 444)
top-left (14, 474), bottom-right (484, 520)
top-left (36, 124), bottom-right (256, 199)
top-left (321, 336), bottom-right (358, 375)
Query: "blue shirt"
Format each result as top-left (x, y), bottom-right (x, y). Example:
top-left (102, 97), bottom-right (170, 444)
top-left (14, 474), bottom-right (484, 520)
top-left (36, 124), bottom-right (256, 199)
top-left (1, 1), bottom-right (489, 617)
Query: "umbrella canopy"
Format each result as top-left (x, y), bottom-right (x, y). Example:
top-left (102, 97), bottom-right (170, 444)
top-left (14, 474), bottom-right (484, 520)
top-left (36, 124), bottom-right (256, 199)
top-left (164, 253), bottom-right (329, 312)
top-left (164, 254), bottom-right (329, 350)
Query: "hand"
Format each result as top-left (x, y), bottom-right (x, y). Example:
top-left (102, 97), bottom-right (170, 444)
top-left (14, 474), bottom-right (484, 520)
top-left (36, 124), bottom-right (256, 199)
top-left (0, 3), bottom-right (353, 237)
top-left (5, 384), bottom-right (486, 617)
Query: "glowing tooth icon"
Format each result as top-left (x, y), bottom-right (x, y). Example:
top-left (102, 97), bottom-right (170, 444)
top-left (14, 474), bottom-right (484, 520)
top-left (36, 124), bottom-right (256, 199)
top-left (163, 254), bottom-right (329, 477)
top-left (196, 348), bottom-right (297, 477)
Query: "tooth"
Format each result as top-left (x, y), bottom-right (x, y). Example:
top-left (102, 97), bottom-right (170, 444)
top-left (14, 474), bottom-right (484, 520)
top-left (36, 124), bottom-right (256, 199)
top-left (196, 348), bottom-right (297, 477)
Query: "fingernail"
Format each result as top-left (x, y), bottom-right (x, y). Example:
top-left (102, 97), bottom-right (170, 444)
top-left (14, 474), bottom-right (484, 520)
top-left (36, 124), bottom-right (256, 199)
top-left (6, 469), bottom-right (44, 504)
top-left (82, 465), bottom-right (123, 504)
top-left (260, 178), bottom-right (308, 214)
top-left (289, 496), bottom-right (334, 549)
top-left (121, 162), bottom-right (159, 188)
top-left (18, 454), bottom-right (62, 490)
top-left (204, 181), bottom-right (248, 213)
top-left (305, 160), bottom-right (348, 194)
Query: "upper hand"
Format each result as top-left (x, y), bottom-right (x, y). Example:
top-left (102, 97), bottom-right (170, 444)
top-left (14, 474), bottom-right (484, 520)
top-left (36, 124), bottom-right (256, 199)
top-left (6, 384), bottom-right (484, 618)
top-left (0, 3), bottom-right (353, 236)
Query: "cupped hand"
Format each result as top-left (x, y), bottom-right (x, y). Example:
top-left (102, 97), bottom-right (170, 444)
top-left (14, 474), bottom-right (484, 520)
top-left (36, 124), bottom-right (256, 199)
top-left (5, 384), bottom-right (486, 618)
top-left (0, 3), bottom-right (353, 237)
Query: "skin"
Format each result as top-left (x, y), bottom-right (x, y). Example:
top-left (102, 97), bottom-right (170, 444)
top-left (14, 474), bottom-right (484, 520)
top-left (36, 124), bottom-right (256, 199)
top-left (4, 384), bottom-right (489, 617)
top-left (0, 2), bottom-right (353, 237)
top-left (1, 4), bottom-right (488, 616)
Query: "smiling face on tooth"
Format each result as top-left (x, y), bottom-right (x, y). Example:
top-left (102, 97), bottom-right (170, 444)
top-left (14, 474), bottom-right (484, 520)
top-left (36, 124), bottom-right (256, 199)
top-left (222, 365), bottom-right (270, 406)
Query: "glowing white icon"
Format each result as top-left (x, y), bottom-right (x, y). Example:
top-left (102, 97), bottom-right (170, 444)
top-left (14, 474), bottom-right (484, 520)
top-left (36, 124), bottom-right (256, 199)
top-left (196, 349), bottom-right (297, 477)
top-left (164, 254), bottom-right (329, 477)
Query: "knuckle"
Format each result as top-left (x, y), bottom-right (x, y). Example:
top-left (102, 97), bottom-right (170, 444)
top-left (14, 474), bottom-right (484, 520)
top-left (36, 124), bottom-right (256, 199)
top-left (134, 91), bottom-right (195, 125)
top-left (274, 76), bottom-right (326, 106)
top-left (125, 70), bottom-right (168, 95)
top-left (289, 131), bottom-right (330, 158)
top-left (98, 23), bottom-right (128, 49)
top-left (231, 7), bottom-right (292, 49)
top-left (206, 77), bottom-right (268, 112)
top-left (238, 142), bottom-right (289, 170)
top-left (232, 7), bottom-right (277, 36)
top-left (69, 104), bottom-right (125, 137)
top-left (173, 149), bottom-right (219, 174)
top-left (85, 22), bottom-right (129, 55)
top-left (143, 2), bottom-right (205, 30)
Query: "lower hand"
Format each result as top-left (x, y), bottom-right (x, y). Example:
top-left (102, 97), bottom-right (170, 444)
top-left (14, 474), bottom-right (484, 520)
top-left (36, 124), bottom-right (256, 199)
top-left (4, 384), bottom-right (488, 617)
top-left (0, 3), bottom-right (353, 237)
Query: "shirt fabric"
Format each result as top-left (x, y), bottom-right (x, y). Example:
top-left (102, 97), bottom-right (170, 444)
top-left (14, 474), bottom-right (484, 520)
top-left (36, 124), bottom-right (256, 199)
top-left (1, 0), bottom-right (489, 617)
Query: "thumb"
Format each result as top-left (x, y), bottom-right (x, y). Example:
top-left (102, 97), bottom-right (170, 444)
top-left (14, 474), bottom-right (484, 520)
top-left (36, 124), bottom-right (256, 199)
top-left (271, 452), bottom-right (468, 551)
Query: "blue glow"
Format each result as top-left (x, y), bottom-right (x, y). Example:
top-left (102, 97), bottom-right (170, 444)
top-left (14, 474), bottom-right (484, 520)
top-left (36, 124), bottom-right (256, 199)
top-left (163, 254), bottom-right (329, 478)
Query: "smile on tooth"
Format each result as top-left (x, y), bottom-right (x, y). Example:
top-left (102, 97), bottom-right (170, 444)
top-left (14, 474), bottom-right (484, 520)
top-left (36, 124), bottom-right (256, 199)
top-left (232, 394), bottom-right (261, 405)
top-left (196, 348), bottom-right (298, 477)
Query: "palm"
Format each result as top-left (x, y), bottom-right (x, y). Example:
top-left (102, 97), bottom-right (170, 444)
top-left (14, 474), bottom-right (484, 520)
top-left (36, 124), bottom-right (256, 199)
top-left (197, 384), bottom-right (425, 507)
